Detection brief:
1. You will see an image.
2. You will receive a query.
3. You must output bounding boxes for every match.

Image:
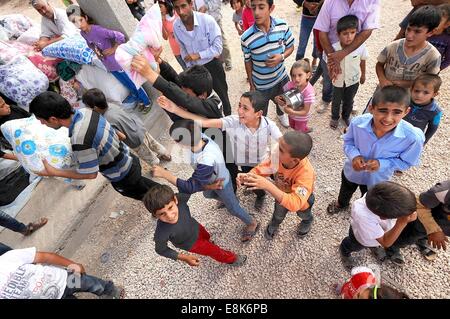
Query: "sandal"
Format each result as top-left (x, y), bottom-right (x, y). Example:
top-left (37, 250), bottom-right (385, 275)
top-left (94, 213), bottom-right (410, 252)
top-left (387, 250), bottom-right (405, 266)
top-left (417, 244), bottom-right (437, 261)
top-left (327, 200), bottom-right (347, 215)
top-left (241, 222), bottom-right (260, 242)
top-left (329, 119), bottom-right (339, 129)
top-left (23, 217), bottom-right (48, 236)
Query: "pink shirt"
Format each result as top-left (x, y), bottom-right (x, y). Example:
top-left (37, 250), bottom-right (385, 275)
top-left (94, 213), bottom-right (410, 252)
top-left (242, 7), bottom-right (254, 31)
top-left (313, 0), bottom-right (380, 45)
top-left (283, 81), bottom-right (315, 120)
top-left (163, 14), bottom-right (181, 56)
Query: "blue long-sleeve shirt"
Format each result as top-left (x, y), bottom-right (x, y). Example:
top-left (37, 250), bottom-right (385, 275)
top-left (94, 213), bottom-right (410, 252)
top-left (404, 99), bottom-right (443, 144)
top-left (343, 114), bottom-right (425, 187)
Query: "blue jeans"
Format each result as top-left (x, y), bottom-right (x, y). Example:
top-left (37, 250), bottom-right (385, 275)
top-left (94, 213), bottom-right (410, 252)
top-left (320, 57), bottom-right (333, 103)
top-left (62, 271), bottom-right (116, 298)
top-left (296, 15), bottom-right (318, 61)
top-left (203, 181), bottom-right (253, 225)
top-left (0, 211), bottom-right (27, 234)
top-left (111, 70), bottom-right (151, 106)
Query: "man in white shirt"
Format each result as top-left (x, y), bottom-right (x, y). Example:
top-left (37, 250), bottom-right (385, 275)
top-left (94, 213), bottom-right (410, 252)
top-left (339, 181), bottom-right (426, 269)
top-left (31, 0), bottom-right (79, 51)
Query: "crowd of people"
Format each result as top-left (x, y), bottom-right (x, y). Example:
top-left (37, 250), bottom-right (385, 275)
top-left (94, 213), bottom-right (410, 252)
top-left (0, 0), bottom-right (449, 299)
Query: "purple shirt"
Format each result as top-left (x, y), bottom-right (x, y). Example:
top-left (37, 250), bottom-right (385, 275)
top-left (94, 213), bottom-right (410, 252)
top-left (429, 32), bottom-right (450, 71)
top-left (313, 0), bottom-right (380, 45)
top-left (81, 24), bottom-right (126, 72)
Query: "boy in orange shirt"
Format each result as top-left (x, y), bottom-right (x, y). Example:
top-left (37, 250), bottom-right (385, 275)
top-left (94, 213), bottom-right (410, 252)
top-left (237, 131), bottom-right (316, 239)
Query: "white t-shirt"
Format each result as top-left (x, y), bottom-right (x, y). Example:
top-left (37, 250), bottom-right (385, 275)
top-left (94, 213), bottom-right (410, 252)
top-left (40, 7), bottom-right (79, 39)
top-left (221, 115), bottom-right (282, 166)
top-left (350, 196), bottom-right (397, 247)
top-left (0, 247), bottom-right (68, 299)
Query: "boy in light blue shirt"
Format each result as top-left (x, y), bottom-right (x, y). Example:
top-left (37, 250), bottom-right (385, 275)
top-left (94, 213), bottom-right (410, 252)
top-left (327, 85), bottom-right (425, 214)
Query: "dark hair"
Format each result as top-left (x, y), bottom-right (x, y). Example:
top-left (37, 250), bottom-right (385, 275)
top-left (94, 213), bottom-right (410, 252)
top-left (337, 15), bottom-right (359, 34)
top-left (29, 92), bottom-right (74, 120)
top-left (173, 0), bottom-right (192, 4)
top-left (241, 91), bottom-right (265, 113)
top-left (158, 0), bottom-right (174, 17)
top-left (408, 5), bottom-right (441, 32)
top-left (230, 0), bottom-right (244, 9)
top-left (66, 5), bottom-right (94, 24)
top-left (367, 284), bottom-right (410, 299)
top-left (178, 65), bottom-right (213, 97)
top-left (143, 184), bottom-right (176, 217)
top-left (412, 73), bottom-right (442, 93)
top-left (371, 85), bottom-right (410, 109)
top-left (169, 119), bottom-right (202, 147)
top-left (251, 0), bottom-right (274, 7)
top-left (82, 89), bottom-right (109, 110)
top-left (365, 182), bottom-right (416, 219)
top-left (282, 131), bottom-right (312, 159)
top-left (438, 4), bottom-right (450, 20)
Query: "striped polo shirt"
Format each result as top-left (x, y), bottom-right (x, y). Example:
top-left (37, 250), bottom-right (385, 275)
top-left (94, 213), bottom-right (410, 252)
top-left (69, 108), bottom-right (132, 182)
top-left (241, 17), bottom-right (294, 91)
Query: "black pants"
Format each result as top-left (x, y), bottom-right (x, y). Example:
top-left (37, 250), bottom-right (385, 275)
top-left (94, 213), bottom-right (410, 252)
top-left (204, 58), bottom-right (232, 116)
top-left (340, 222), bottom-right (427, 257)
top-left (227, 164), bottom-right (265, 196)
top-left (110, 154), bottom-right (159, 201)
top-left (258, 77), bottom-right (289, 116)
top-left (331, 83), bottom-right (359, 121)
top-left (0, 211), bottom-right (27, 234)
top-left (338, 170), bottom-right (368, 207)
top-left (0, 242), bottom-right (12, 256)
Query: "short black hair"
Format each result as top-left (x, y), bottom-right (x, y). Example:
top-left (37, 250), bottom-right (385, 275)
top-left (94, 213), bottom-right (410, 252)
top-left (251, 0), bottom-right (274, 7)
top-left (169, 119), bottom-right (202, 147)
top-left (412, 73), bottom-right (442, 93)
top-left (143, 184), bottom-right (176, 217)
top-left (173, 0), bottom-right (192, 5)
top-left (230, 0), bottom-right (244, 9)
top-left (367, 284), bottom-right (410, 299)
top-left (408, 5), bottom-right (441, 32)
top-left (241, 91), bottom-right (265, 113)
top-left (365, 181), bottom-right (416, 219)
top-left (372, 85), bottom-right (410, 110)
top-left (82, 88), bottom-right (109, 110)
top-left (282, 131), bottom-right (312, 159)
top-left (178, 65), bottom-right (213, 97)
top-left (337, 15), bottom-right (359, 34)
top-left (29, 92), bottom-right (74, 120)
top-left (158, 0), bottom-right (174, 17)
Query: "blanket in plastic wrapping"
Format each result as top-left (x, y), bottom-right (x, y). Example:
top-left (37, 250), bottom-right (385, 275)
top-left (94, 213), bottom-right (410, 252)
top-left (0, 14), bottom-right (34, 40)
top-left (0, 116), bottom-right (73, 176)
top-left (115, 4), bottom-right (162, 88)
top-left (0, 55), bottom-right (49, 108)
top-left (42, 34), bottom-right (94, 65)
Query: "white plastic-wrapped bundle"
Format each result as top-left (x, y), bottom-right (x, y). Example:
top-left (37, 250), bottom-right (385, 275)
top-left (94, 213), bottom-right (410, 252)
top-left (0, 116), bottom-right (73, 176)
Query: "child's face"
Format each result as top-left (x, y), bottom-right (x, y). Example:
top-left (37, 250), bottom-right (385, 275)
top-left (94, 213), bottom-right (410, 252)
top-left (237, 96), bottom-right (261, 126)
top-left (181, 87), bottom-right (206, 100)
top-left (0, 97), bottom-right (11, 117)
top-left (370, 102), bottom-right (410, 135)
top-left (155, 197), bottom-right (179, 224)
top-left (159, 2), bottom-right (168, 15)
top-left (434, 16), bottom-right (450, 35)
top-left (278, 137), bottom-right (297, 166)
top-left (291, 67), bottom-right (310, 88)
top-left (404, 25), bottom-right (434, 47)
top-left (338, 28), bottom-right (357, 47)
top-left (411, 81), bottom-right (438, 105)
top-left (251, 0), bottom-right (273, 26)
top-left (70, 16), bottom-right (89, 32)
top-left (232, 0), bottom-right (242, 11)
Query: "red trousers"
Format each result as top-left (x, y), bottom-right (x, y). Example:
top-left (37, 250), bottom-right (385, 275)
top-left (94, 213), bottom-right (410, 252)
top-left (189, 224), bottom-right (237, 264)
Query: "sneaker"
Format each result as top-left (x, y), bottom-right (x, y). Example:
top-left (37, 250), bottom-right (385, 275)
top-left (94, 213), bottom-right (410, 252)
top-left (339, 245), bottom-right (356, 270)
top-left (230, 254), bottom-right (247, 267)
top-left (329, 119), bottom-right (339, 129)
top-left (327, 200), bottom-right (347, 215)
top-left (316, 101), bottom-right (330, 114)
top-left (277, 113), bottom-right (289, 128)
top-left (297, 218), bottom-right (313, 238)
top-left (264, 224), bottom-right (277, 240)
top-left (225, 63), bottom-right (232, 71)
top-left (216, 200), bottom-right (226, 209)
top-left (254, 194), bottom-right (265, 210)
top-left (370, 247), bottom-right (388, 262)
top-left (387, 249), bottom-right (405, 266)
top-left (102, 285), bottom-right (125, 299)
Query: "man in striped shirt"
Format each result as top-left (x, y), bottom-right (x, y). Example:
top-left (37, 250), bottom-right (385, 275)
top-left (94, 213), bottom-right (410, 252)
top-left (240, 0), bottom-right (295, 127)
top-left (29, 92), bottom-right (159, 201)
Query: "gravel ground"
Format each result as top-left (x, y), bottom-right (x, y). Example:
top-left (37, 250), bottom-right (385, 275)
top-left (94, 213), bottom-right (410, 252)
top-left (12, 0), bottom-right (447, 298)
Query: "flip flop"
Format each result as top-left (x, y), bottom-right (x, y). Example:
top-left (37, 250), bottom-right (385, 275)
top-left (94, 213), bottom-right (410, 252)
top-left (23, 217), bottom-right (48, 236)
top-left (418, 245), bottom-right (437, 261)
top-left (241, 222), bottom-right (260, 242)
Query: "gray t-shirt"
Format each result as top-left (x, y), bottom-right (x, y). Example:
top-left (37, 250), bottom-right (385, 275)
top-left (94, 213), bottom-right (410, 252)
top-left (102, 103), bottom-right (145, 149)
top-left (232, 12), bottom-right (243, 26)
top-left (154, 194), bottom-right (200, 260)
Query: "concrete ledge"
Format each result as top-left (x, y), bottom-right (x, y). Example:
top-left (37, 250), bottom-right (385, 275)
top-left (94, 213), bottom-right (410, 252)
top-left (0, 175), bottom-right (109, 252)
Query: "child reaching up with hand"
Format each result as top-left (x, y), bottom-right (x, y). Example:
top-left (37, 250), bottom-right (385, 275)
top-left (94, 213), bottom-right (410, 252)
top-left (275, 59), bottom-right (315, 133)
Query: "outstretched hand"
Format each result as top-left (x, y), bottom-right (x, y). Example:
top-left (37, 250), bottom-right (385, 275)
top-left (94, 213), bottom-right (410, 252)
top-left (157, 96), bottom-right (180, 114)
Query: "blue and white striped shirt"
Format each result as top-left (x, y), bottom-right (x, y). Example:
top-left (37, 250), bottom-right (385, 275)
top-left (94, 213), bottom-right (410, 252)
top-left (69, 108), bottom-right (132, 182)
top-left (241, 17), bottom-right (294, 90)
